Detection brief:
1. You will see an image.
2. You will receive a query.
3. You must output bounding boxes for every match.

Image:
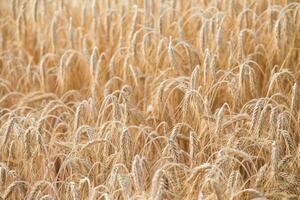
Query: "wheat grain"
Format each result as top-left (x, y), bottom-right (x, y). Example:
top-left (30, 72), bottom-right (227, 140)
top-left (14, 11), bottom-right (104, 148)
top-left (214, 104), bottom-right (225, 136)
top-left (27, 181), bottom-right (48, 200)
top-left (51, 12), bottom-right (58, 51)
top-left (290, 83), bottom-right (297, 114)
top-left (212, 180), bottom-right (224, 200)
top-left (79, 177), bottom-right (90, 199)
top-left (271, 141), bottom-right (278, 179)
top-left (0, 165), bottom-right (6, 187)
top-left (2, 181), bottom-right (28, 200)
top-left (199, 20), bottom-right (207, 54)
top-left (69, 182), bottom-right (79, 200)
top-left (33, 0), bottom-right (38, 24)
top-left (40, 195), bottom-right (54, 200)
top-left (275, 18), bottom-right (281, 49)
top-left (2, 118), bottom-right (15, 146)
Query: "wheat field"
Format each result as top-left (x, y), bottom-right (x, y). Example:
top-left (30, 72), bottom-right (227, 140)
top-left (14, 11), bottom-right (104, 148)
top-left (0, 0), bottom-right (300, 199)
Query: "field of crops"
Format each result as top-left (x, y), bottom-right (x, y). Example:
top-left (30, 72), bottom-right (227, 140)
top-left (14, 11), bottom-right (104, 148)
top-left (0, 0), bottom-right (300, 199)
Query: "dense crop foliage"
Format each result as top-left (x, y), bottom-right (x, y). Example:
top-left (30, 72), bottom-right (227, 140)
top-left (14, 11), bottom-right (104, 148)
top-left (0, 0), bottom-right (300, 199)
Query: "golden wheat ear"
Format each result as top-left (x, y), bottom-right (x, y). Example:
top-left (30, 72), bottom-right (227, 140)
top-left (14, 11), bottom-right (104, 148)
top-left (0, 0), bottom-right (299, 199)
